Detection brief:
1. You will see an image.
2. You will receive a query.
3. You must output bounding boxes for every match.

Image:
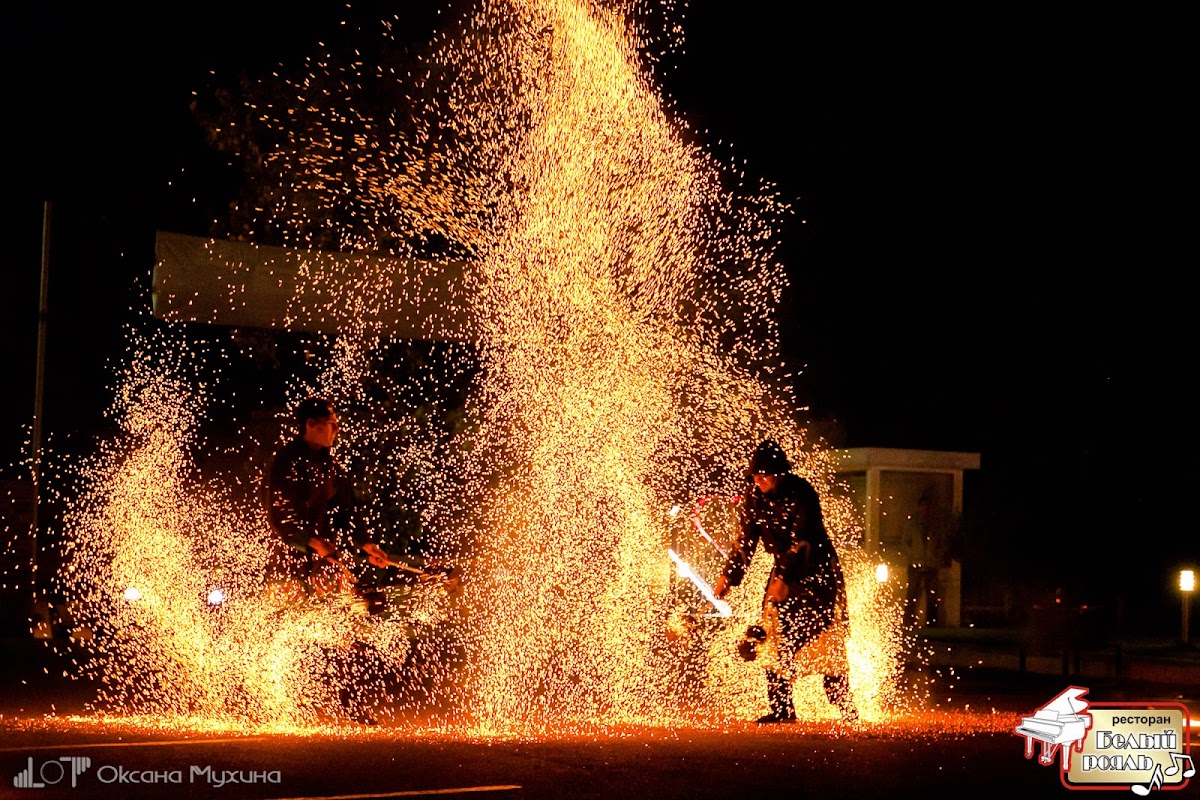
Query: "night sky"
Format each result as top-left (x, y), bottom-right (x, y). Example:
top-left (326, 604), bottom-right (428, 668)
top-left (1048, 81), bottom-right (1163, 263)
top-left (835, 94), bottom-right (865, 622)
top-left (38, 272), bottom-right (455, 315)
top-left (2, 2), bottom-right (1193, 623)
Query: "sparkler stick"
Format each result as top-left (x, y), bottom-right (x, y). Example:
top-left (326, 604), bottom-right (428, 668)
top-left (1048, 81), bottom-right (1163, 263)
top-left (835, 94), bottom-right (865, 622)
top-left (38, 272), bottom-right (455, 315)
top-left (668, 548), bottom-right (731, 617)
top-left (360, 543), bottom-right (442, 578)
top-left (385, 560), bottom-right (458, 589)
top-left (371, 552), bottom-right (454, 581)
top-left (369, 552), bottom-right (462, 596)
top-left (688, 495), bottom-right (742, 559)
top-left (377, 556), bottom-right (430, 576)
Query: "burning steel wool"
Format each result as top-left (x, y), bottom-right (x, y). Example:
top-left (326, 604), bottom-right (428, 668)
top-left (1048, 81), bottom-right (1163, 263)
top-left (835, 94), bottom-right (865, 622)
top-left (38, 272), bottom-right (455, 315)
top-left (37, 0), bottom-right (915, 736)
top-left (49, 340), bottom-right (458, 730)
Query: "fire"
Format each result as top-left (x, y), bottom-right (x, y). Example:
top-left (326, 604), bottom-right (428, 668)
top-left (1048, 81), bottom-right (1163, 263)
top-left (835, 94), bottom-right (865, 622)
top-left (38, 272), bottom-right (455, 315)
top-left (31, 0), bottom-right (912, 736)
top-left (420, 0), bottom-right (906, 733)
top-left (49, 352), bottom-right (455, 728)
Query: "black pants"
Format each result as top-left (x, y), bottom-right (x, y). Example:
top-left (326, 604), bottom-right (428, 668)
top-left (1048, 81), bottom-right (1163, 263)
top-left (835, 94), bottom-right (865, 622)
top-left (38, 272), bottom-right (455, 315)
top-left (905, 566), bottom-right (942, 627)
top-left (765, 594), bottom-right (856, 719)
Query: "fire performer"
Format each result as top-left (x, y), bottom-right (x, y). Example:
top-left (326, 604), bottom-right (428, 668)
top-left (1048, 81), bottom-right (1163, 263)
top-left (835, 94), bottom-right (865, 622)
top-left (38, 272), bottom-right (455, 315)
top-left (264, 396), bottom-right (459, 725)
top-left (713, 440), bottom-right (859, 724)
top-left (265, 396), bottom-right (394, 590)
top-left (265, 396), bottom-right (460, 595)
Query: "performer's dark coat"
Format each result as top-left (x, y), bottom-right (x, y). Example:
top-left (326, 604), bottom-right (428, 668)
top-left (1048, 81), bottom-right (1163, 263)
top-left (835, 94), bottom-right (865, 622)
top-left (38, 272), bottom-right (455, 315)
top-left (722, 472), bottom-right (847, 629)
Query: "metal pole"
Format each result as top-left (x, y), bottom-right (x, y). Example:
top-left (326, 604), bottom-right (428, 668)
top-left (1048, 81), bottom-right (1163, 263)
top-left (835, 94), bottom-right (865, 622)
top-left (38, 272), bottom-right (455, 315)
top-left (32, 200), bottom-right (51, 614)
top-left (1184, 594), bottom-right (1190, 647)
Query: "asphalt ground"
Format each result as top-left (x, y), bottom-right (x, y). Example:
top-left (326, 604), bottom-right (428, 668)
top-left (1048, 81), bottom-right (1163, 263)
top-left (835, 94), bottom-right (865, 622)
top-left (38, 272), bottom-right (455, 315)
top-left (0, 721), bottom-right (1039, 800)
top-left (5, 636), bottom-right (1199, 799)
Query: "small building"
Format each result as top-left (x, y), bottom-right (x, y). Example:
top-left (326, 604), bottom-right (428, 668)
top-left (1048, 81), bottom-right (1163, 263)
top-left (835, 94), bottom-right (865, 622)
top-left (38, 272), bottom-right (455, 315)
top-left (833, 447), bottom-right (980, 628)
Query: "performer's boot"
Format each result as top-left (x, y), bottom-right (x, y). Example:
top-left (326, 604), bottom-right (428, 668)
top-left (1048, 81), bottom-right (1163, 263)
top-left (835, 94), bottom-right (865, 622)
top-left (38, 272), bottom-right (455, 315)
top-left (823, 674), bottom-right (859, 723)
top-left (758, 670), bottom-right (797, 724)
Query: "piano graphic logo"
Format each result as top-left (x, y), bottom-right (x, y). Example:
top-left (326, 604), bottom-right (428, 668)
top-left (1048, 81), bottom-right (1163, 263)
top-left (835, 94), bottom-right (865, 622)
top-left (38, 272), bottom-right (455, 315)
top-left (1016, 686), bottom-right (1194, 793)
top-left (1016, 685), bottom-right (1093, 772)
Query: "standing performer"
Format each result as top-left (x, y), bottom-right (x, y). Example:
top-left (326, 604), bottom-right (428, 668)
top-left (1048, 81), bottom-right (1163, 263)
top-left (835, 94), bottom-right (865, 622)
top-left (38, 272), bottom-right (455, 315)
top-left (713, 440), bottom-right (859, 724)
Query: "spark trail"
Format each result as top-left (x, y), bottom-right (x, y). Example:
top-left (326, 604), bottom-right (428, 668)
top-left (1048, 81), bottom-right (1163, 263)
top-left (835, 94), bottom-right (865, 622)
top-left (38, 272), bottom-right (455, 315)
top-left (376, 0), bottom-right (905, 732)
top-left (33, 0), bottom-right (906, 736)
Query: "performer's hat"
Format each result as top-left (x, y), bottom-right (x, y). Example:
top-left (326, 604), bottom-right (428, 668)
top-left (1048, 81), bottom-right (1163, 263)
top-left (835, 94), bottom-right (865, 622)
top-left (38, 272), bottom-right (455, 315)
top-left (748, 440), bottom-right (790, 476)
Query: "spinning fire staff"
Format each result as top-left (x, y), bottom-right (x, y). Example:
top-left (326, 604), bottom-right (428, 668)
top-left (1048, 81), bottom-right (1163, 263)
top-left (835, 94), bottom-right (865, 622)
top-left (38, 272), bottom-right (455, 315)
top-left (668, 548), bottom-right (731, 617)
top-left (712, 440), bottom-right (859, 724)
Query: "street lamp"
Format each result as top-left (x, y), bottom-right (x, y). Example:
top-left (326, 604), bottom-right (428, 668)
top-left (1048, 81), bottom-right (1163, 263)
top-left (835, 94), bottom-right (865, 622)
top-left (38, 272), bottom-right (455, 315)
top-left (1180, 570), bottom-right (1195, 646)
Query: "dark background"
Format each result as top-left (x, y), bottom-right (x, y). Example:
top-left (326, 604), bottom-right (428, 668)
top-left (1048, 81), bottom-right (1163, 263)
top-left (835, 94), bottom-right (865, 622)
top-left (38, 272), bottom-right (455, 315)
top-left (1, 2), bottom-right (1193, 628)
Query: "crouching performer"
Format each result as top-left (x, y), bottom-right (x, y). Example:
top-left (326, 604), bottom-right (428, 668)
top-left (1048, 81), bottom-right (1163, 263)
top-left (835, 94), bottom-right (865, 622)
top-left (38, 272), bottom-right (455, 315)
top-left (264, 396), bottom-right (459, 605)
top-left (714, 440), bottom-right (859, 724)
top-left (264, 397), bottom-right (397, 598)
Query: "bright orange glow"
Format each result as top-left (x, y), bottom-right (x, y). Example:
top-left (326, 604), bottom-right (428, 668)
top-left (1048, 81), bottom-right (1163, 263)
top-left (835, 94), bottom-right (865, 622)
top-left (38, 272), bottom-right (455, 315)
top-left (36, 0), bottom-right (913, 737)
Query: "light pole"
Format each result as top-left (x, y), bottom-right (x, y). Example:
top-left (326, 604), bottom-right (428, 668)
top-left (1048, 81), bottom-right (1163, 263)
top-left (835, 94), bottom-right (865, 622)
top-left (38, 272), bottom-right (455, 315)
top-left (1180, 570), bottom-right (1195, 646)
top-left (32, 201), bottom-right (52, 617)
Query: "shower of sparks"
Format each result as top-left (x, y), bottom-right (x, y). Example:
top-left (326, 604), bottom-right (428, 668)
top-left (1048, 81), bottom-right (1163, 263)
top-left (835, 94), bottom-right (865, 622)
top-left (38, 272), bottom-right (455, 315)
top-left (413, 0), bottom-right (907, 733)
top-left (8, 0), bottom-right (916, 737)
top-left (39, 340), bottom-right (457, 728)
